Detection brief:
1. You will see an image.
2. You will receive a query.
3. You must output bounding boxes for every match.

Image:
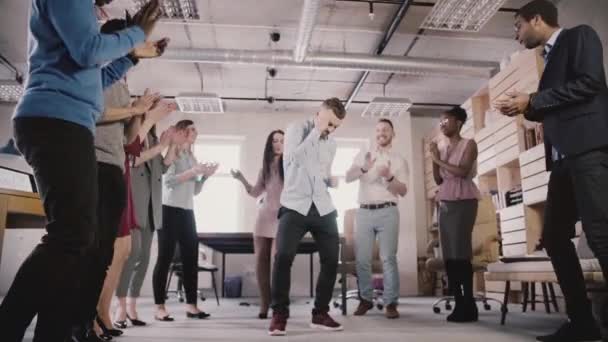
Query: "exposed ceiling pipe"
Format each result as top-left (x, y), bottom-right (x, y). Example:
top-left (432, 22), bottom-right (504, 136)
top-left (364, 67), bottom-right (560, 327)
top-left (293, 0), bottom-right (322, 63)
top-left (161, 48), bottom-right (498, 78)
top-left (345, 0), bottom-right (413, 109)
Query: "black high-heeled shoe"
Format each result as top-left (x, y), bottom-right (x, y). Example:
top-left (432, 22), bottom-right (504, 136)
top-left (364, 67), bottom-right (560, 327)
top-left (186, 311), bottom-right (211, 319)
top-left (126, 314), bottom-right (147, 326)
top-left (70, 326), bottom-right (112, 342)
top-left (112, 320), bottom-right (127, 330)
top-left (96, 316), bottom-right (124, 337)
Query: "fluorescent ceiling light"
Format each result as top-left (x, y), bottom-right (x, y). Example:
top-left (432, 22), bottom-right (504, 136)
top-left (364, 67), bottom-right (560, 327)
top-left (132, 0), bottom-right (199, 19)
top-left (361, 97), bottom-right (412, 118)
top-left (0, 80), bottom-right (23, 103)
top-left (420, 0), bottom-right (506, 32)
top-left (175, 93), bottom-right (224, 114)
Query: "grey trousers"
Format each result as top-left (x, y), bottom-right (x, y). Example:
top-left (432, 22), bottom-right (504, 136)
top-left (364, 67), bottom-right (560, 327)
top-left (116, 218), bottom-right (154, 298)
top-left (438, 199), bottom-right (478, 260)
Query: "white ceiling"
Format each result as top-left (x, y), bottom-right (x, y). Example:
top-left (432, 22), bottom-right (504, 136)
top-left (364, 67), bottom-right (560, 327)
top-left (0, 0), bottom-right (532, 115)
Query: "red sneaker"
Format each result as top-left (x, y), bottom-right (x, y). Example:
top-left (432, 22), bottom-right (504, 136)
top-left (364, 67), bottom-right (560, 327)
top-left (268, 312), bottom-right (288, 336)
top-left (310, 310), bottom-right (343, 331)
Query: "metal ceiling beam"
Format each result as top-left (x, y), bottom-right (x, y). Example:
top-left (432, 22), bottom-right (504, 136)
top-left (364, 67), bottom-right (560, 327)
top-left (344, 0), bottom-right (414, 109)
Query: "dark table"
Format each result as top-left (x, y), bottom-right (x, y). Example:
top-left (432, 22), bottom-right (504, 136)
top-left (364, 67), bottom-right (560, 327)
top-left (198, 232), bottom-right (319, 297)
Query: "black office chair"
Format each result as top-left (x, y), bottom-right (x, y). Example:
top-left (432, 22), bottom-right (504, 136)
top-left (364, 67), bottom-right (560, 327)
top-left (165, 245), bottom-right (220, 306)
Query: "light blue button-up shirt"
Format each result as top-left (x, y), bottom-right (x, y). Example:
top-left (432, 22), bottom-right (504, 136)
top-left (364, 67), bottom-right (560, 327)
top-left (280, 117), bottom-right (337, 216)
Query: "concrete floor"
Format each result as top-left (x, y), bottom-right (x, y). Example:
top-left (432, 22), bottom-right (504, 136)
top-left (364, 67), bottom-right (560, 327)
top-left (14, 296), bottom-right (574, 341)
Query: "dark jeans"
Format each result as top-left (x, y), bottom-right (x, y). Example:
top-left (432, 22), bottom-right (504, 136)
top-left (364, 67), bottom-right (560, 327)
top-left (542, 149), bottom-right (608, 326)
top-left (152, 205), bottom-right (199, 305)
top-left (74, 162), bottom-right (126, 327)
top-left (0, 118), bottom-right (98, 342)
top-left (271, 205), bottom-right (339, 314)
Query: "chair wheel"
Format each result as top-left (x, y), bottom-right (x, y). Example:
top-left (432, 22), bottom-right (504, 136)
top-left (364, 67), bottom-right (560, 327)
top-left (200, 296), bottom-right (206, 301)
top-left (445, 304), bottom-right (452, 311)
top-left (433, 307), bottom-right (441, 314)
top-left (376, 304), bottom-right (383, 310)
top-left (179, 298), bottom-right (184, 303)
top-left (333, 302), bottom-right (340, 308)
top-left (484, 304), bottom-right (491, 311)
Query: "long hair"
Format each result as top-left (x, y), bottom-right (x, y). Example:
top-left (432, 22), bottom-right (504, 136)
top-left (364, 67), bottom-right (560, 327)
top-left (262, 130), bottom-right (284, 184)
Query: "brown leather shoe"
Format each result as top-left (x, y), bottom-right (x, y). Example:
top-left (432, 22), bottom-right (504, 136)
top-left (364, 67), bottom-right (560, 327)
top-left (385, 303), bottom-right (400, 319)
top-left (354, 300), bottom-right (374, 316)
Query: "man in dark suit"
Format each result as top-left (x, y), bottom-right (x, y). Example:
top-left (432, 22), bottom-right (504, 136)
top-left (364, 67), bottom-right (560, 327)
top-left (496, 1), bottom-right (608, 341)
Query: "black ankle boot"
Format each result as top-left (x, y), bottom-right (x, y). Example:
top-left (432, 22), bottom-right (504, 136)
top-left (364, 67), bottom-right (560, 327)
top-left (445, 260), bottom-right (465, 322)
top-left (449, 260), bottom-right (478, 323)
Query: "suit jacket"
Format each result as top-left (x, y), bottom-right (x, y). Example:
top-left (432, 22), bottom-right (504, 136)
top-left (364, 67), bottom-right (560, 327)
top-left (131, 133), bottom-right (168, 230)
top-left (524, 25), bottom-right (608, 170)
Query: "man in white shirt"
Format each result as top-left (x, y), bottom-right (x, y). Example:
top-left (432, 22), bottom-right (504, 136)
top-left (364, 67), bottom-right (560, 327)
top-left (345, 118), bottom-right (408, 319)
top-left (268, 98), bottom-right (346, 336)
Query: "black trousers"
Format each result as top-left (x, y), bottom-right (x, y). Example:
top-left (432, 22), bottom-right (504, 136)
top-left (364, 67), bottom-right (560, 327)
top-left (271, 205), bottom-right (339, 314)
top-left (542, 149), bottom-right (608, 325)
top-left (152, 205), bottom-right (199, 305)
top-left (0, 118), bottom-right (98, 342)
top-left (74, 162), bottom-right (126, 327)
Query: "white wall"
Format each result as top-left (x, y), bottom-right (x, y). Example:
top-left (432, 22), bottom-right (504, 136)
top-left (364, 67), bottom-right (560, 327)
top-left (0, 108), bottom-right (432, 298)
top-left (141, 110), bottom-right (429, 298)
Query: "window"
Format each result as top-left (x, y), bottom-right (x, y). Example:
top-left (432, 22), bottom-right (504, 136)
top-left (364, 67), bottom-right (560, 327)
top-left (192, 136), bottom-right (243, 233)
top-left (329, 139), bottom-right (369, 232)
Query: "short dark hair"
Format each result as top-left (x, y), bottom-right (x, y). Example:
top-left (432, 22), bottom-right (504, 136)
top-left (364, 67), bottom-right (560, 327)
top-left (444, 106), bottom-right (467, 124)
top-left (322, 98), bottom-right (347, 119)
top-left (378, 118), bottom-right (394, 130)
top-left (100, 19), bottom-right (127, 34)
top-left (175, 119), bottom-right (194, 131)
top-left (517, 0), bottom-right (559, 28)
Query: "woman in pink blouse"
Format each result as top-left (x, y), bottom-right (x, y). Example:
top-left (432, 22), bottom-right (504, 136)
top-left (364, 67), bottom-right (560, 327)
top-left (430, 106), bottom-right (480, 323)
top-left (231, 130), bottom-right (284, 319)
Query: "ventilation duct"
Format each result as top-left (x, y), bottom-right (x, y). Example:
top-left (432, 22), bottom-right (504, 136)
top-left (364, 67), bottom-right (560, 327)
top-left (161, 48), bottom-right (498, 78)
top-left (293, 0), bottom-right (322, 63)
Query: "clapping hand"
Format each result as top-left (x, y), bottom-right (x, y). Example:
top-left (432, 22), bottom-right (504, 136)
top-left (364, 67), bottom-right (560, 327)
top-left (130, 0), bottom-right (161, 37)
top-left (230, 168), bottom-right (243, 179)
top-left (159, 126), bottom-right (176, 146)
top-left (494, 90), bottom-right (530, 117)
top-left (132, 88), bottom-right (160, 115)
top-left (146, 100), bottom-right (177, 124)
top-left (195, 162), bottom-right (220, 178)
top-left (132, 38), bottom-right (170, 58)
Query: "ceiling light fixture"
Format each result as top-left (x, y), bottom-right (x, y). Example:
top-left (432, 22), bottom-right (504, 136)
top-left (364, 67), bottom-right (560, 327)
top-left (175, 93), bottom-right (224, 114)
top-left (361, 97), bottom-right (412, 118)
top-left (132, 0), bottom-right (199, 19)
top-left (420, 0), bottom-right (506, 32)
top-left (0, 81), bottom-right (23, 103)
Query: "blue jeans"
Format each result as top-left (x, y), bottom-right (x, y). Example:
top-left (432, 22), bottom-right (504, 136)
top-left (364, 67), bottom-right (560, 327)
top-left (355, 206), bottom-right (400, 305)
